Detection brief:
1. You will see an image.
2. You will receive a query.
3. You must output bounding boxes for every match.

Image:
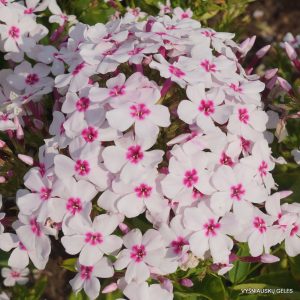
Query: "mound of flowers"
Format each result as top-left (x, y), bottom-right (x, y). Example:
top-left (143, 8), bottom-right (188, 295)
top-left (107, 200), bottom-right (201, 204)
top-left (0, 1), bottom-right (299, 299)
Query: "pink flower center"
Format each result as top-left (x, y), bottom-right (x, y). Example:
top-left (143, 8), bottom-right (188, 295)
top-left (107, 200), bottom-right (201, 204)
top-left (80, 265), bottom-right (93, 280)
top-left (72, 62), bottom-right (85, 75)
top-left (130, 245), bottom-right (147, 262)
top-left (8, 26), bottom-right (20, 39)
top-left (18, 241), bottom-right (27, 250)
top-left (109, 85), bottom-right (126, 97)
top-left (230, 83), bottom-right (243, 93)
top-left (171, 236), bottom-right (189, 254)
top-left (81, 127), bottom-right (98, 143)
top-left (240, 137), bottom-right (251, 152)
top-left (169, 65), bottom-right (185, 78)
top-left (200, 59), bottom-right (216, 73)
top-left (198, 99), bottom-right (215, 116)
top-left (202, 31), bottom-right (215, 37)
top-left (126, 145), bottom-right (144, 164)
top-left (85, 232), bottom-right (103, 245)
top-left (76, 97), bottom-right (90, 112)
top-left (134, 183), bottom-right (152, 198)
top-left (204, 218), bottom-right (220, 237)
top-left (183, 169), bottom-right (198, 188)
top-left (24, 8), bottom-right (34, 14)
top-left (258, 161), bottom-right (268, 177)
top-left (60, 123), bottom-right (65, 135)
top-left (30, 218), bottom-right (41, 236)
top-left (130, 103), bottom-right (151, 120)
top-left (192, 187), bottom-right (204, 200)
top-left (25, 74), bottom-right (39, 86)
top-left (0, 114), bottom-right (8, 121)
top-left (253, 217), bottom-right (267, 234)
top-left (75, 160), bottom-right (90, 176)
top-left (230, 184), bottom-right (245, 201)
top-left (220, 152), bottom-right (234, 167)
top-left (40, 187), bottom-right (52, 201)
top-left (290, 224), bottom-right (299, 237)
top-left (66, 197), bottom-right (82, 215)
top-left (11, 271), bottom-right (21, 278)
top-left (238, 108), bottom-right (249, 124)
top-left (0, 0), bottom-right (8, 5)
top-left (181, 12), bottom-right (189, 19)
top-left (103, 48), bottom-right (117, 57)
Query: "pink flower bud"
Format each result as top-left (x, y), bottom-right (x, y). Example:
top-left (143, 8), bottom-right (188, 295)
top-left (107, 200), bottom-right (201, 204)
top-left (161, 278), bottom-right (173, 293)
top-left (0, 176), bottom-right (6, 183)
top-left (0, 139), bottom-right (6, 148)
top-left (118, 223), bottom-right (129, 234)
top-left (260, 254), bottom-right (280, 263)
top-left (102, 282), bottom-right (118, 294)
top-left (279, 190), bottom-right (293, 199)
top-left (277, 77), bottom-right (292, 93)
top-left (33, 119), bottom-right (44, 130)
top-left (256, 45), bottom-right (271, 59)
top-left (180, 278), bottom-right (194, 288)
top-left (264, 68), bottom-right (278, 80)
top-left (18, 154), bottom-right (34, 166)
top-left (284, 42), bottom-right (297, 61)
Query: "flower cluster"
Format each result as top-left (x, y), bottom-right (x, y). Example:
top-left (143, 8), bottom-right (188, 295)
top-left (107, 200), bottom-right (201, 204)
top-left (0, 1), bottom-right (300, 299)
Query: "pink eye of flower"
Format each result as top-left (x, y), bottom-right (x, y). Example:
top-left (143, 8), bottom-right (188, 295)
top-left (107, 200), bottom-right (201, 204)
top-left (76, 97), bottom-right (90, 112)
top-left (200, 59), bottom-right (216, 73)
top-left (103, 48), bottom-right (117, 56)
top-left (192, 187), bottom-right (204, 199)
top-left (85, 232), bottom-right (103, 245)
top-left (171, 236), bottom-right (189, 254)
top-left (25, 74), bottom-right (39, 86)
top-left (130, 244), bottom-right (147, 262)
top-left (183, 169), bottom-right (198, 188)
top-left (204, 218), bottom-right (220, 237)
top-left (40, 187), bottom-right (52, 201)
top-left (229, 83), bottom-right (243, 93)
top-left (130, 103), bottom-right (151, 120)
top-left (134, 183), bottom-right (152, 198)
top-left (24, 8), bottom-right (34, 14)
top-left (80, 265), bottom-right (93, 280)
top-left (11, 271), bottom-right (21, 278)
top-left (169, 65), bottom-right (185, 78)
top-left (81, 127), bottom-right (98, 143)
top-left (8, 26), bottom-right (20, 39)
top-left (258, 161), bottom-right (268, 177)
top-left (238, 108), bottom-right (249, 124)
top-left (181, 13), bottom-right (189, 19)
top-left (198, 99), bottom-right (215, 116)
top-left (0, 114), bottom-right (8, 121)
top-left (201, 30), bottom-right (215, 37)
top-left (220, 152), bottom-right (234, 167)
top-left (230, 184), bottom-right (245, 201)
top-left (240, 137), bottom-right (251, 152)
top-left (253, 217), bottom-right (267, 234)
top-left (30, 218), bottom-right (41, 236)
top-left (290, 224), bottom-right (299, 237)
top-left (18, 241), bottom-right (26, 250)
top-left (72, 62), bottom-right (85, 75)
top-left (109, 85), bottom-right (126, 97)
top-left (66, 197), bottom-right (82, 215)
top-left (74, 159), bottom-right (90, 176)
top-left (126, 145), bottom-right (144, 164)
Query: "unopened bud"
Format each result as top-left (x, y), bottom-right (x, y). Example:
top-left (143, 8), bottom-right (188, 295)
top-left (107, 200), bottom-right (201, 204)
top-left (102, 282), bottom-right (118, 294)
top-left (180, 278), bottom-right (194, 287)
top-left (18, 154), bottom-right (34, 166)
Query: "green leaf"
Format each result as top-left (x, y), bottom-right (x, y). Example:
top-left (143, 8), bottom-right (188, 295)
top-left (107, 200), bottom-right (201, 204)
top-left (61, 258), bottom-right (77, 272)
top-left (229, 244), bottom-right (251, 284)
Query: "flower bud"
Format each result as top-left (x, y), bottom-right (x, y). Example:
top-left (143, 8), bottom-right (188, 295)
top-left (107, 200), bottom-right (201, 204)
top-left (18, 154), bottom-right (34, 166)
top-left (284, 42), bottom-right (297, 60)
top-left (180, 278), bottom-right (194, 288)
top-left (119, 223), bottom-right (129, 234)
top-left (260, 254), bottom-right (280, 263)
top-left (102, 282), bottom-right (118, 294)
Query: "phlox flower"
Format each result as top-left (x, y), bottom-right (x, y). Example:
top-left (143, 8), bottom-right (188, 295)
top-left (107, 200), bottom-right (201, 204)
top-left (102, 132), bottom-right (164, 183)
top-left (1, 267), bottom-right (29, 287)
top-left (70, 257), bottom-right (114, 300)
top-left (61, 214), bottom-right (122, 265)
top-left (114, 229), bottom-right (166, 283)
